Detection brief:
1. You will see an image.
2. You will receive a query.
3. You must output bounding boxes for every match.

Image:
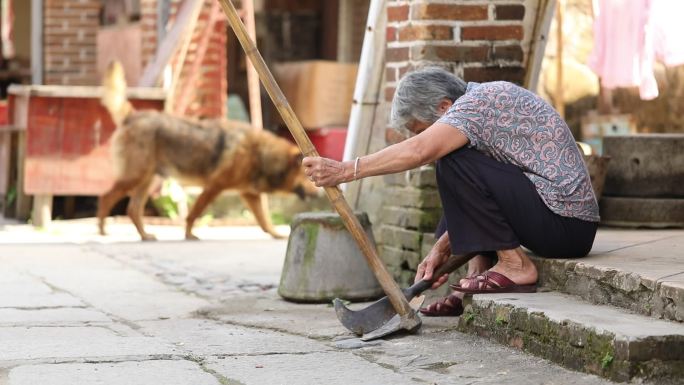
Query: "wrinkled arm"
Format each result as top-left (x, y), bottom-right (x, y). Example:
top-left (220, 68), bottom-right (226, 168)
top-left (302, 122), bottom-right (468, 187)
top-left (356, 122), bottom-right (468, 178)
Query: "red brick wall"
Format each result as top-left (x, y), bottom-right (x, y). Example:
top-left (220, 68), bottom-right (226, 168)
top-left (44, 0), bottom-right (101, 85)
top-left (140, 0), bottom-right (227, 118)
top-left (385, 0), bottom-right (526, 103)
top-left (175, 1), bottom-right (227, 118)
top-left (140, 0), bottom-right (158, 69)
top-left (44, 0), bottom-right (226, 118)
top-left (378, 0), bottom-right (528, 285)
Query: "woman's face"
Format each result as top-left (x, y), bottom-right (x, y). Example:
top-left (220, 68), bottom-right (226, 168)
top-left (408, 120), bottom-right (431, 133)
top-left (407, 99), bottom-right (454, 133)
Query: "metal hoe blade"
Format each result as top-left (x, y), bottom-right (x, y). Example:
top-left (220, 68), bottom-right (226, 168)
top-left (334, 253), bottom-right (477, 339)
top-left (334, 291), bottom-right (427, 339)
top-left (334, 287), bottom-right (415, 336)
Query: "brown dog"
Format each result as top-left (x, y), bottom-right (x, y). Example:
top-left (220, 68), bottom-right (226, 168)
top-left (98, 61), bottom-right (319, 240)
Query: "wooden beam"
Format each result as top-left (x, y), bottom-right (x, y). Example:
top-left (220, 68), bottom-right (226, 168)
top-left (139, 0), bottom-right (204, 88)
top-left (554, 0), bottom-right (565, 118)
top-left (242, 0), bottom-right (263, 129)
top-left (342, 0), bottom-right (385, 206)
top-left (31, 0), bottom-right (43, 85)
top-left (524, 0), bottom-right (556, 91)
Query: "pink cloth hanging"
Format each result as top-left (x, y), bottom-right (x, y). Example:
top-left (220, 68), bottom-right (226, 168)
top-left (588, 0), bottom-right (658, 100)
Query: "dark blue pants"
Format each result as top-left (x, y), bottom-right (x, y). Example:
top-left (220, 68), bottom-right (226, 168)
top-left (434, 148), bottom-right (597, 258)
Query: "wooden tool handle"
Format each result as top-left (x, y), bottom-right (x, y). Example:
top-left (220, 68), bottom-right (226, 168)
top-left (217, 0), bottom-right (413, 318)
top-left (408, 253), bottom-right (476, 296)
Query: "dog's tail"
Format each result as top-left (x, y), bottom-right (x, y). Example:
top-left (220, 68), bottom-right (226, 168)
top-left (101, 60), bottom-right (134, 126)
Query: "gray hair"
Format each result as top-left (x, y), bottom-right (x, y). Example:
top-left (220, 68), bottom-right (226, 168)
top-left (390, 66), bottom-right (467, 130)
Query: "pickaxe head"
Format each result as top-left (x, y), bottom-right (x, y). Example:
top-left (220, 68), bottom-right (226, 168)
top-left (334, 253), bottom-right (477, 340)
top-left (333, 289), bottom-right (426, 341)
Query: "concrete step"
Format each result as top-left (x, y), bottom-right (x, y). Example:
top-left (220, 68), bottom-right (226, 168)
top-left (458, 292), bottom-right (684, 384)
top-left (530, 229), bottom-right (684, 322)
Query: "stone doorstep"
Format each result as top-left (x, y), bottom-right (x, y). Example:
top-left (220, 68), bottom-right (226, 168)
top-left (531, 255), bottom-right (684, 323)
top-left (458, 292), bottom-right (684, 384)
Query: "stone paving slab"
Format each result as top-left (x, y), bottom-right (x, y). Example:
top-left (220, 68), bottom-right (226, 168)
top-left (90, 239), bottom-right (287, 299)
top-left (0, 246), bottom-right (211, 321)
top-left (0, 274), bottom-right (84, 309)
top-left (205, 293), bottom-right (348, 339)
top-left (7, 360), bottom-right (220, 385)
top-left (533, 229), bottom-right (684, 322)
top-left (138, 318), bottom-right (331, 356)
top-left (0, 326), bottom-right (180, 364)
top-left (0, 308), bottom-right (111, 326)
top-left (205, 351), bottom-right (418, 385)
top-left (460, 292), bottom-right (684, 383)
top-left (354, 330), bottom-right (613, 385)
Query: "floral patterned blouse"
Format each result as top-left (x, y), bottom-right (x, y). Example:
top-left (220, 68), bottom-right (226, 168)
top-left (437, 81), bottom-right (600, 222)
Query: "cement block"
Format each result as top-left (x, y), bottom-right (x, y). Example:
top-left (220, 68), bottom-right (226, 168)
top-left (603, 134), bottom-right (684, 197)
top-left (278, 212), bottom-right (383, 302)
top-left (599, 196), bottom-right (684, 228)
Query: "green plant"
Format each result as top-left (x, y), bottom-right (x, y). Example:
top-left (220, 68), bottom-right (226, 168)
top-left (495, 315), bottom-right (506, 325)
top-left (601, 351), bottom-right (614, 369)
top-left (152, 195), bottom-right (178, 219)
top-left (270, 212), bottom-right (288, 225)
top-left (197, 214), bottom-right (214, 227)
top-left (463, 312), bottom-right (475, 324)
top-left (6, 186), bottom-right (16, 207)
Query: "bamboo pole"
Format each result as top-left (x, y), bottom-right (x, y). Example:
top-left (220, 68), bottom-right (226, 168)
top-left (216, 0), bottom-right (414, 320)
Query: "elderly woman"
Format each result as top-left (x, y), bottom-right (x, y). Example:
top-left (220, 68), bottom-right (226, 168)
top-left (302, 67), bottom-right (599, 317)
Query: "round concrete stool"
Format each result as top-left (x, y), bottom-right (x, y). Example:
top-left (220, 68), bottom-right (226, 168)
top-left (278, 212), bottom-right (383, 303)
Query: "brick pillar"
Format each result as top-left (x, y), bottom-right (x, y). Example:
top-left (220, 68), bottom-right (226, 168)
top-left (140, 0), bottom-right (227, 118)
top-left (140, 0), bottom-right (158, 69)
top-left (379, 0), bottom-right (528, 285)
top-left (178, 1), bottom-right (227, 118)
top-left (44, 0), bottom-right (100, 85)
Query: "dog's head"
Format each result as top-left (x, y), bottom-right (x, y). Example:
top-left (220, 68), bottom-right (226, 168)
top-left (255, 132), bottom-right (320, 200)
top-left (279, 146), bottom-right (320, 201)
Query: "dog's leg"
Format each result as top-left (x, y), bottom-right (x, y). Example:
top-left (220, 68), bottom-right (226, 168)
top-left (97, 179), bottom-right (136, 236)
top-left (240, 192), bottom-right (286, 239)
top-left (127, 178), bottom-right (156, 241)
top-left (185, 186), bottom-right (222, 240)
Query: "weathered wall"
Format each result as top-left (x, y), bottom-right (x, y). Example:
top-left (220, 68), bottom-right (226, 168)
top-left (44, 0), bottom-right (100, 85)
top-left (140, 0), bottom-right (227, 118)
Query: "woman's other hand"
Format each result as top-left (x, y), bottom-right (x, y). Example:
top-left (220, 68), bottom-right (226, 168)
top-left (302, 156), bottom-right (352, 187)
top-left (415, 231), bottom-right (452, 289)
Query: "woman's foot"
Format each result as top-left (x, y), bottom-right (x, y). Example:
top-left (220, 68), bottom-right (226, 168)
top-left (467, 253), bottom-right (493, 277)
top-left (452, 247), bottom-right (538, 293)
top-left (420, 253), bottom-right (493, 316)
top-left (419, 294), bottom-right (463, 317)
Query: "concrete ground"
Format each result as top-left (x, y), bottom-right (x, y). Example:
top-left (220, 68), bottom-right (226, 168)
top-left (0, 216), bottom-right (655, 385)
